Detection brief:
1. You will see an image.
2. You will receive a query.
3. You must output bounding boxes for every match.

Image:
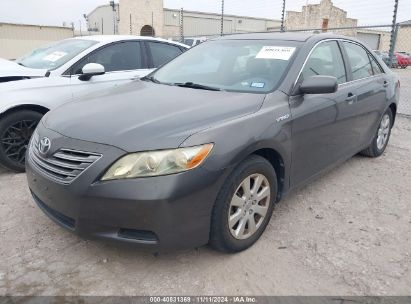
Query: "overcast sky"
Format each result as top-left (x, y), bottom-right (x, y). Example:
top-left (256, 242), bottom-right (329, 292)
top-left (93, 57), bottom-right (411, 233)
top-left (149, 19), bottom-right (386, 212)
top-left (0, 0), bottom-right (410, 29)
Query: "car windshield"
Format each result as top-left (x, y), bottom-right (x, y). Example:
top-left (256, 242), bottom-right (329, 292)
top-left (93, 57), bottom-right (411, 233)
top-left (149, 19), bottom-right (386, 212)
top-left (151, 39), bottom-right (298, 93)
top-left (16, 39), bottom-right (98, 70)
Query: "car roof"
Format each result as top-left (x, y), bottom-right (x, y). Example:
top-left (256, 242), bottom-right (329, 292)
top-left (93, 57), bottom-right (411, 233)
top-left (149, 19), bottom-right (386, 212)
top-left (70, 35), bottom-right (189, 48)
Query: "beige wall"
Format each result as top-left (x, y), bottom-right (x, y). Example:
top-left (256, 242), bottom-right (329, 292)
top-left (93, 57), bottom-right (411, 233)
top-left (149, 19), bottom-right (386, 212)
top-left (0, 23), bottom-right (73, 60)
top-left (396, 26), bottom-right (411, 52)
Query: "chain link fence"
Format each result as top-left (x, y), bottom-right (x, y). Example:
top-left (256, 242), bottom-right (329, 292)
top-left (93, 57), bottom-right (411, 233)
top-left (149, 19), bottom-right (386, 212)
top-left (151, 0), bottom-right (410, 116)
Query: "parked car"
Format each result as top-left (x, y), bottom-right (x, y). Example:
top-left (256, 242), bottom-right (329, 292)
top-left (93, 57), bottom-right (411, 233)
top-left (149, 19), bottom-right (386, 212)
top-left (27, 33), bottom-right (399, 253)
top-left (397, 51), bottom-right (411, 58)
top-left (0, 36), bottom-right (189, 171)
top-left (373, 50), bottom-right (398, 68)
top-left (395, 52), bottom-right (410, 68)
top-left (184, 37), bottom-right (208, 47)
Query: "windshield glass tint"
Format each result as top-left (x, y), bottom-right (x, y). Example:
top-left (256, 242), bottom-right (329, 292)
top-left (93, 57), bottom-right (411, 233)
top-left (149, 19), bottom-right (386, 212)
top-left (152, 40), bottom-right (297, 93)
top-left (16, 39), bottom-right (98, 70)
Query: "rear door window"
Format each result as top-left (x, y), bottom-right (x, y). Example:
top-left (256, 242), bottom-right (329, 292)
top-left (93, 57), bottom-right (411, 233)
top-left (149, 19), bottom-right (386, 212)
top-left (343, 42), bottom-right (374, 80)
top-left (146, 42), bottom-right (183, 68)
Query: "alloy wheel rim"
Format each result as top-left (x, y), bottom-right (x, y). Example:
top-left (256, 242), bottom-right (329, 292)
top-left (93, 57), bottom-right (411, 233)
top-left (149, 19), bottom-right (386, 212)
top-left (228, 173), bottom-right (271, 240)
top-left (1, 120), bottom-right (39, 165)
top-left (376, 114), bottom-right (390, 150)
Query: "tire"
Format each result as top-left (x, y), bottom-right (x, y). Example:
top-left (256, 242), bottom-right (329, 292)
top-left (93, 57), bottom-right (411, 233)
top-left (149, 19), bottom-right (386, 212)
top-left (209, 155), bottom-right (277, 253)
top-left (360, 108), bottom-right (393, 158)
top-left (0, 110), bottom-right (43, 172)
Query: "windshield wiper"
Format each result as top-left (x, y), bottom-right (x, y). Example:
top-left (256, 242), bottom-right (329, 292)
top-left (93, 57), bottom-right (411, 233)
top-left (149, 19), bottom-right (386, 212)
top-left (174, 82), bottom-right (222, 91)
top-left (141, 75), bottom-right (161, 83)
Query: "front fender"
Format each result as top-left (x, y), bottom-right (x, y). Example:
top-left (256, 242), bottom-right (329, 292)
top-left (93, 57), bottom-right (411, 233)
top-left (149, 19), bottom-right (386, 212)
top-left (0, 77), bottom-right (72, 115)
top-left (180, 90), bottom-right (292, 190)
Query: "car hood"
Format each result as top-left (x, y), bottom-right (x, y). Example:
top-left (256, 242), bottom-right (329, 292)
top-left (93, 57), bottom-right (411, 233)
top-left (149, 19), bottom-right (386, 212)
top-left (43, 81), bottom-right (266, 152)
top-left (0, 58), bottom-right (48, 78)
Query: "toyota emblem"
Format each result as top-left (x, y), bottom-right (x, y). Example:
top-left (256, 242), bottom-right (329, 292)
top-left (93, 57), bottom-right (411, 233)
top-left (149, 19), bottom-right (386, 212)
top-left (38, 137), bottom-right (51, 155)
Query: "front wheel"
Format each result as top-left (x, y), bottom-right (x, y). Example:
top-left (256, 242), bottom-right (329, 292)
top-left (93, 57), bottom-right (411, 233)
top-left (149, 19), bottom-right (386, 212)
top-left (360, 108), bottom-right (393, 158)
top-left (209, 155), bottom-right (277, 253)
top-left (0, 110), bottom-right (43, 172)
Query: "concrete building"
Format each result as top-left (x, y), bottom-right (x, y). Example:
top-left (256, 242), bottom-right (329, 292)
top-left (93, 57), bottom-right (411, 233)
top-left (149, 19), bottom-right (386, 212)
top-left (285, 0), bottom-right (391, 51)
top-left (0, 22), bottom-right (74, 60)
top-left (87, 0), bottom-right (281, 39)
top-left (86, 3), bottom-right (120, 35)
top-left (285, 0), bottom-right (357, 35)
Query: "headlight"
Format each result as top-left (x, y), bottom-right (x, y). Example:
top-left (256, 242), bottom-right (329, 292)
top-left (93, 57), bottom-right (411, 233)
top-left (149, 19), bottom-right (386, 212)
top-left (101, 143), bottom-right (213, 181)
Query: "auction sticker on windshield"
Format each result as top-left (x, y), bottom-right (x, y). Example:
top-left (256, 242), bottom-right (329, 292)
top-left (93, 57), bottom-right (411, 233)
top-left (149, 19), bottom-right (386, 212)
top-left (43, 51), bottom-right (68, 62)
top-left (256, 46), bottom-right (296, 60)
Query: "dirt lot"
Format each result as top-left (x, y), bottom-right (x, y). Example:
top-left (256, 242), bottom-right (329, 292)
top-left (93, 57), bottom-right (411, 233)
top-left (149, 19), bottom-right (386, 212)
top-left (0, 116), bottom-right (410, 296)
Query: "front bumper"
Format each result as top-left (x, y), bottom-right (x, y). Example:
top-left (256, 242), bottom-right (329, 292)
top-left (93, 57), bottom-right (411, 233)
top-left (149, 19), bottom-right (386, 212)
top-left (26, 127), bottom-right (228, 251)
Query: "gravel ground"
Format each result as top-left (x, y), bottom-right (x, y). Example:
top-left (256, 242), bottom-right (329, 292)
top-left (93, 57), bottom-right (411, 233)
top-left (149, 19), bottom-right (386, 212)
top-left (0, 117), bottom-right (410, 296)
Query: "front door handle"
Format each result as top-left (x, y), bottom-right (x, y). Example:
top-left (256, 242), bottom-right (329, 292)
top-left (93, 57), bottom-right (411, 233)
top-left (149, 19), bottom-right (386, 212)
top-left (345, 93), bottom-right (357, 104)
top-left (383, 81), bottom-right (389, 87)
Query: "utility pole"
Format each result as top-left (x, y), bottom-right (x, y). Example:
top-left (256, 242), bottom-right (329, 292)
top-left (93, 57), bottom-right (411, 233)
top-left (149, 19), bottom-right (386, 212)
top-left (110, 1), bottom-right (116, 34)
top-left (130, 14), bottom-right (132, 34)
top-left (280, 0), bottom-right (286, 32)
top-left (152, 12), bottom-right (154, 36)
top-left (388, 0), bottom-right (399, 68)
top-left (221, 0), bottom-right (224, 36)
top-left (180, 8), bottom-right (184, 43)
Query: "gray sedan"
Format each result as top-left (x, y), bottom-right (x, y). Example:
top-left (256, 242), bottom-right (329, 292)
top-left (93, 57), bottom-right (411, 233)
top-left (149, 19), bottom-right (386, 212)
top-left (26, 33), bottom-right (400, 253)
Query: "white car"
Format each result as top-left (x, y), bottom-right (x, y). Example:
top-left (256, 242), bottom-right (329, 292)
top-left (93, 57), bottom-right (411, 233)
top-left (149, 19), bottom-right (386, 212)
top-left (183, 37), bottom-right (208, 47)
top-left (0, 35), bottom-right (188, 171)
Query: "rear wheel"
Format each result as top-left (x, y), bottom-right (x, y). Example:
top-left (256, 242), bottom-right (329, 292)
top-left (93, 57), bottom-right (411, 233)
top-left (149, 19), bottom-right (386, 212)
top-left (360, 108), bottom-right (393, 158)
top-left (209, 155), bottom-right (277, 253)
top-left (0, 110), bottom-right (42, 172)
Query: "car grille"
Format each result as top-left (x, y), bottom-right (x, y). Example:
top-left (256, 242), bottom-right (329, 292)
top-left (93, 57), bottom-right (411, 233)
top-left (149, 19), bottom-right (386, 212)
top-left (29, 133), bottom-right (102, 184)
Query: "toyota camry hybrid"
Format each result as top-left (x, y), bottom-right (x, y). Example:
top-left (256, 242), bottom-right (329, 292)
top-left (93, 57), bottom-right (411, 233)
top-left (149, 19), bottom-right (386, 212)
top-left (26, 33), bottom-right (400, 253)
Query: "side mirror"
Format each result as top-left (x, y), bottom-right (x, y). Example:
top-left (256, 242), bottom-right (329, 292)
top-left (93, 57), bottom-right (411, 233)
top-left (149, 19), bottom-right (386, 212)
top-left (78, 63), bottom-right (105, 81)
top-left (299, 75), bottom-right (338, 94)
